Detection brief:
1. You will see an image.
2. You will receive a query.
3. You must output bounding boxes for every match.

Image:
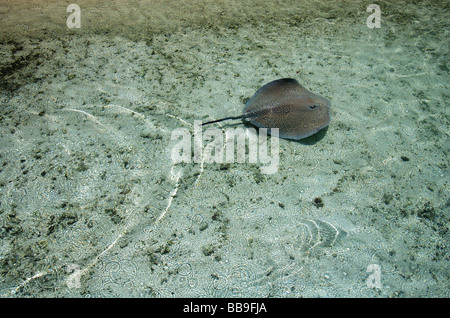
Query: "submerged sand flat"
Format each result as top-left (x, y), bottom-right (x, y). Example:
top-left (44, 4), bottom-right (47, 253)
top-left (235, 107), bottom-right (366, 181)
top-left (0, 0), bottom-right (448, 297)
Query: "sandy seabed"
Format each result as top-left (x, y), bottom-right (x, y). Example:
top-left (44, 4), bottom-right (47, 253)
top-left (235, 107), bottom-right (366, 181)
top-left (0, 0), bottom-right (448, 297)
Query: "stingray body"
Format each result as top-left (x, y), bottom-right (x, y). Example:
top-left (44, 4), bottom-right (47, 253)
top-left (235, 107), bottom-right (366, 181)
top-left (202, 78), bottom-right (331, 140)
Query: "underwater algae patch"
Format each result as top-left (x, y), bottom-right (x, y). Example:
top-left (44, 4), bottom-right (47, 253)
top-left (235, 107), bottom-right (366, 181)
top-left (0, 0), bottom-right (368, 41)
top-left (0, 40), bottom-right (50, 93)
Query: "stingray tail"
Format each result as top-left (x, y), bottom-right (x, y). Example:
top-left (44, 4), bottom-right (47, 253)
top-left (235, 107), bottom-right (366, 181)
top-left (201, 114), bottom-right (247, 126)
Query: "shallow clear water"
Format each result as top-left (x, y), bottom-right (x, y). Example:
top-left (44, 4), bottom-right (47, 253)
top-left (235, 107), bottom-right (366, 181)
top-left (0, 0), bottom-right (448, 297)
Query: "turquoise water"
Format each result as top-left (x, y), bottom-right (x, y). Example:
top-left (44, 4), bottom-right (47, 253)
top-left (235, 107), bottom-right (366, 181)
top-left (0, 1), bottom-right (448, 297)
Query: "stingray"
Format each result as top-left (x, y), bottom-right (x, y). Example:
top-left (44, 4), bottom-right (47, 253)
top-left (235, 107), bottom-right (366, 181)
top-left (202, 78), bottom-right (331, 140)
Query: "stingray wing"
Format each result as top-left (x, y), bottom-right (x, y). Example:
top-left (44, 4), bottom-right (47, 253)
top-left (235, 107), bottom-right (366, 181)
top-left (243, 78), bottom-right (311, 114)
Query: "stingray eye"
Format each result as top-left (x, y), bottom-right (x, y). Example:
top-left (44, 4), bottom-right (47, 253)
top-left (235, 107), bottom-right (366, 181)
top-left (309, 105), bottom-right (318, 109)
